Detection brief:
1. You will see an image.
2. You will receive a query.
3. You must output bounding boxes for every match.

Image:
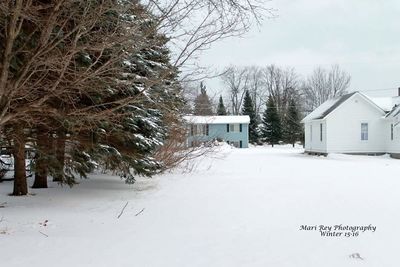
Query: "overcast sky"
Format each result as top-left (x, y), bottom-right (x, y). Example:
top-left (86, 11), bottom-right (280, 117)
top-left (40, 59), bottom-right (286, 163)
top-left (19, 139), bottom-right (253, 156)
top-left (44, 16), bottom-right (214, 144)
top-left (199, 0), bottom-right (400, 97)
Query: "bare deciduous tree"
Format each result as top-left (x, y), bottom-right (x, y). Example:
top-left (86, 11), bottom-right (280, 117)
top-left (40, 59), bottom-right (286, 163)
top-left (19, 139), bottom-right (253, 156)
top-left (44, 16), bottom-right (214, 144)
top-left (262, 65), bottom-right (299, 115)
top-left (301, 64), bottom-right (351, 110)
top-left (146, 0), bottom-right (274, 81)
top-left (221, 65), bottom-right (266, 117)
top-left (247, 66), bottom-right (266, 117)
top-left (220, 65), bottom-right (300, 118)
top-left (221, 66), bottom-right (250, 115)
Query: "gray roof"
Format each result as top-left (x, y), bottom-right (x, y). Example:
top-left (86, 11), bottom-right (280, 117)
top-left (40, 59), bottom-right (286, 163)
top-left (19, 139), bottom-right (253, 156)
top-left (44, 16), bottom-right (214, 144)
top-left (301, 91), bottom-right (394, 123)
top-left (386, 104), bottom-right (400, 118)
top-left (313, 92), bottom-right (357, 120)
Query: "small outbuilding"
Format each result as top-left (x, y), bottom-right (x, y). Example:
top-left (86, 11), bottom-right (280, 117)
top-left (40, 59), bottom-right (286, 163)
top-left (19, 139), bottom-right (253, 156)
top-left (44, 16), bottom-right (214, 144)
top-left (301, 91), bottom-right (400, 157)
top-left (385, 104), bottom-right (400, 158)
top-left (183, 115), bottom-right (250, 148)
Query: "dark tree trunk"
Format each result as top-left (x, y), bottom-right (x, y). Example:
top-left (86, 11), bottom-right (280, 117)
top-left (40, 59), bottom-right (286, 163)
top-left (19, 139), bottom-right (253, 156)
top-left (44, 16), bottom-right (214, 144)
top-left (292, 143), bottom-right (295, 148)
top-left (53, 131), bottom-right (65, 182)
top-left (12, 129), bottom-right (28, 196)
top-left (32, 129), bottom-right (48, 188)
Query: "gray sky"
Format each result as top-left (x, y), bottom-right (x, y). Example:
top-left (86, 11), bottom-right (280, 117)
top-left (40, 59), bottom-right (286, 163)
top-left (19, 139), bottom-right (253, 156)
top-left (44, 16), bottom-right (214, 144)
top-left (199, 0), bottom-right (400, 97)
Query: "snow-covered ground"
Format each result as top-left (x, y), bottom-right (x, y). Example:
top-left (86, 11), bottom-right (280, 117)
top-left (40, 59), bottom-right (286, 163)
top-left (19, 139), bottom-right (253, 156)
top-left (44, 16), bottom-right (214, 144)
top-left (1, 145), bottom-right (400, 267)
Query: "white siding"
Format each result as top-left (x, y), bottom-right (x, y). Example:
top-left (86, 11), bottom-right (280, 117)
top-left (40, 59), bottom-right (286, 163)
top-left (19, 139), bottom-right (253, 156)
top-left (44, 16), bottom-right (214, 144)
top-left (303, 92), bottom-right (400, 155)
top-left (385, 117), bottom-right (400, 154)
top-left (304, 122), bottom-right (311, 150)
top-left (304, 121), bottom-right (327, 153)
top-left (326, 94), bottom-right (386, 153)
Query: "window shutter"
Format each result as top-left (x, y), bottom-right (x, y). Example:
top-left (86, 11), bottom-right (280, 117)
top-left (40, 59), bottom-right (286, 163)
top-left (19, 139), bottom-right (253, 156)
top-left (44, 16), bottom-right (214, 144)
top-left (240, 140), bottom-right (242, 148)
top-left (391, 124), bottom-right (394, 140)
top-left (320, 123), bottom-right (322, 141)
top-left (206, 124), bottom-right (209, 136)
top-left (190, 125), bottom-right (194, 136)
top-left (227, 124), bottom-right (230, 132)
top-left (240, 124), bottom-right (242, 132)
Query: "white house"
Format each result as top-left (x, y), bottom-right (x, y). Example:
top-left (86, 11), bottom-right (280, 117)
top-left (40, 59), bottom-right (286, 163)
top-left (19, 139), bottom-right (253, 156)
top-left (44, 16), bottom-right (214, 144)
top-left (385, 104), bottom-right (400, 158)
top-left (301, 91), bottom-right (400, 158)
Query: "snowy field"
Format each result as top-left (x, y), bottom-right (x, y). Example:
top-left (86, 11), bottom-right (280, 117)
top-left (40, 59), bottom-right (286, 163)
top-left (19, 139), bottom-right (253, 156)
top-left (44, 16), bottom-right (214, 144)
top-left (1, 145), bottom-right (400, 267)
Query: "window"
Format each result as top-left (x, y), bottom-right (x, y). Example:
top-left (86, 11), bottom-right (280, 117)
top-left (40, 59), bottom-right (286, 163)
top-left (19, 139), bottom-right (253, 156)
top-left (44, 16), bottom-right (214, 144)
top-left (361, 123), bottom-right (368, 141)
top-left (191, 124), bottom-right (209, 136)
top-left (320, 123), bottom-right (323, 142)
top-left (391, 124), bottom-right (394, 141)
top-left (229, 124), bottom-right (240, 132)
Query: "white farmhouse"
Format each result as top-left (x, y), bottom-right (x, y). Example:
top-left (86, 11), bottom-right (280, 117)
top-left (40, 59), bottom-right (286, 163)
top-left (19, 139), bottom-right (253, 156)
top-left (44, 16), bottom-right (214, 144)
top-left (301, 91), bottom-right (400, 158)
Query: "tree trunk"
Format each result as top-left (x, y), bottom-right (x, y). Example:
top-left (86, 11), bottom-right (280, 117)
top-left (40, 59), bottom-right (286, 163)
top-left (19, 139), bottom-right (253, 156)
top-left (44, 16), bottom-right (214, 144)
top-left (292, 143), bottom-right (295, 148)
top-left (32, 129), bottom-right (48, 188)
top-left (12, 129), bottom-right (27, 196)
top-left (53, 131), bottom-right (65, 182)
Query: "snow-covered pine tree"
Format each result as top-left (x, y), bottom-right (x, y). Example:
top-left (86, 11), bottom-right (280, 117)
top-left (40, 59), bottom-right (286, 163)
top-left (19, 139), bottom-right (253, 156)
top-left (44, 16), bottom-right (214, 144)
top-left (29, 0), bottom-right (141, 187)
top-left (28, 0), bottom-right (150, 187)
top-left (194, 82), bottom-right (213, 115)
top-left (283, 98), bottom-right (302, 147)
top-left (262, 96), bottom-right (282, 147)
top-left (217, 95), bottom-right (227, 115)
top-left (242, 90), bottom-right (259, 143)
top-left (55, 1), bottom-right (184, 185)
top-left (0, 0), bottom-right (184, 191)
top-left (84, 2), bottom-right (184, 183)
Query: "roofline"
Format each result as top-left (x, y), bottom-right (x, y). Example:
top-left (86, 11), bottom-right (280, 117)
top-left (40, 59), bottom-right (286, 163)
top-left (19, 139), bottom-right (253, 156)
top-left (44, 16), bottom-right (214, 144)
top-left (301, 92), bottom-right (356, 123)
top-left (323, 91), bottom-right (387, 121)
top-left (352, 92), bottom-right (387, 115)
top-left (301, 118), bottom-right (325, 123)
top-left (186, 122), bottom-right (250, 124)
top-left (183, 115), bottom-right (250, 124)
top-left (301, 91), bottom-right (386, 123)
top-left (385, 104), bottom-right (400, 118)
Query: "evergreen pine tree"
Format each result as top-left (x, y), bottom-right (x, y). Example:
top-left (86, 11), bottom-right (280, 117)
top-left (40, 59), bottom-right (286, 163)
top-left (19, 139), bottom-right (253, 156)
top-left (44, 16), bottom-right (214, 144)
top-left (194, 82), bottom-right (213, 115)
top-left (283, 98), bottom-right (302, 147)
top-left (20, 1), bottom-right (183, 186)
top-left (217, 96), bottom-right (227, 115)
top-left (242, 90), bottom-right (258, 143)
top-left (57, 1), bottom-right (171, 185)
top-left (85, 3), bottom-right (184, 183)
top-left (262, 96), bottom-right (282, 147)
